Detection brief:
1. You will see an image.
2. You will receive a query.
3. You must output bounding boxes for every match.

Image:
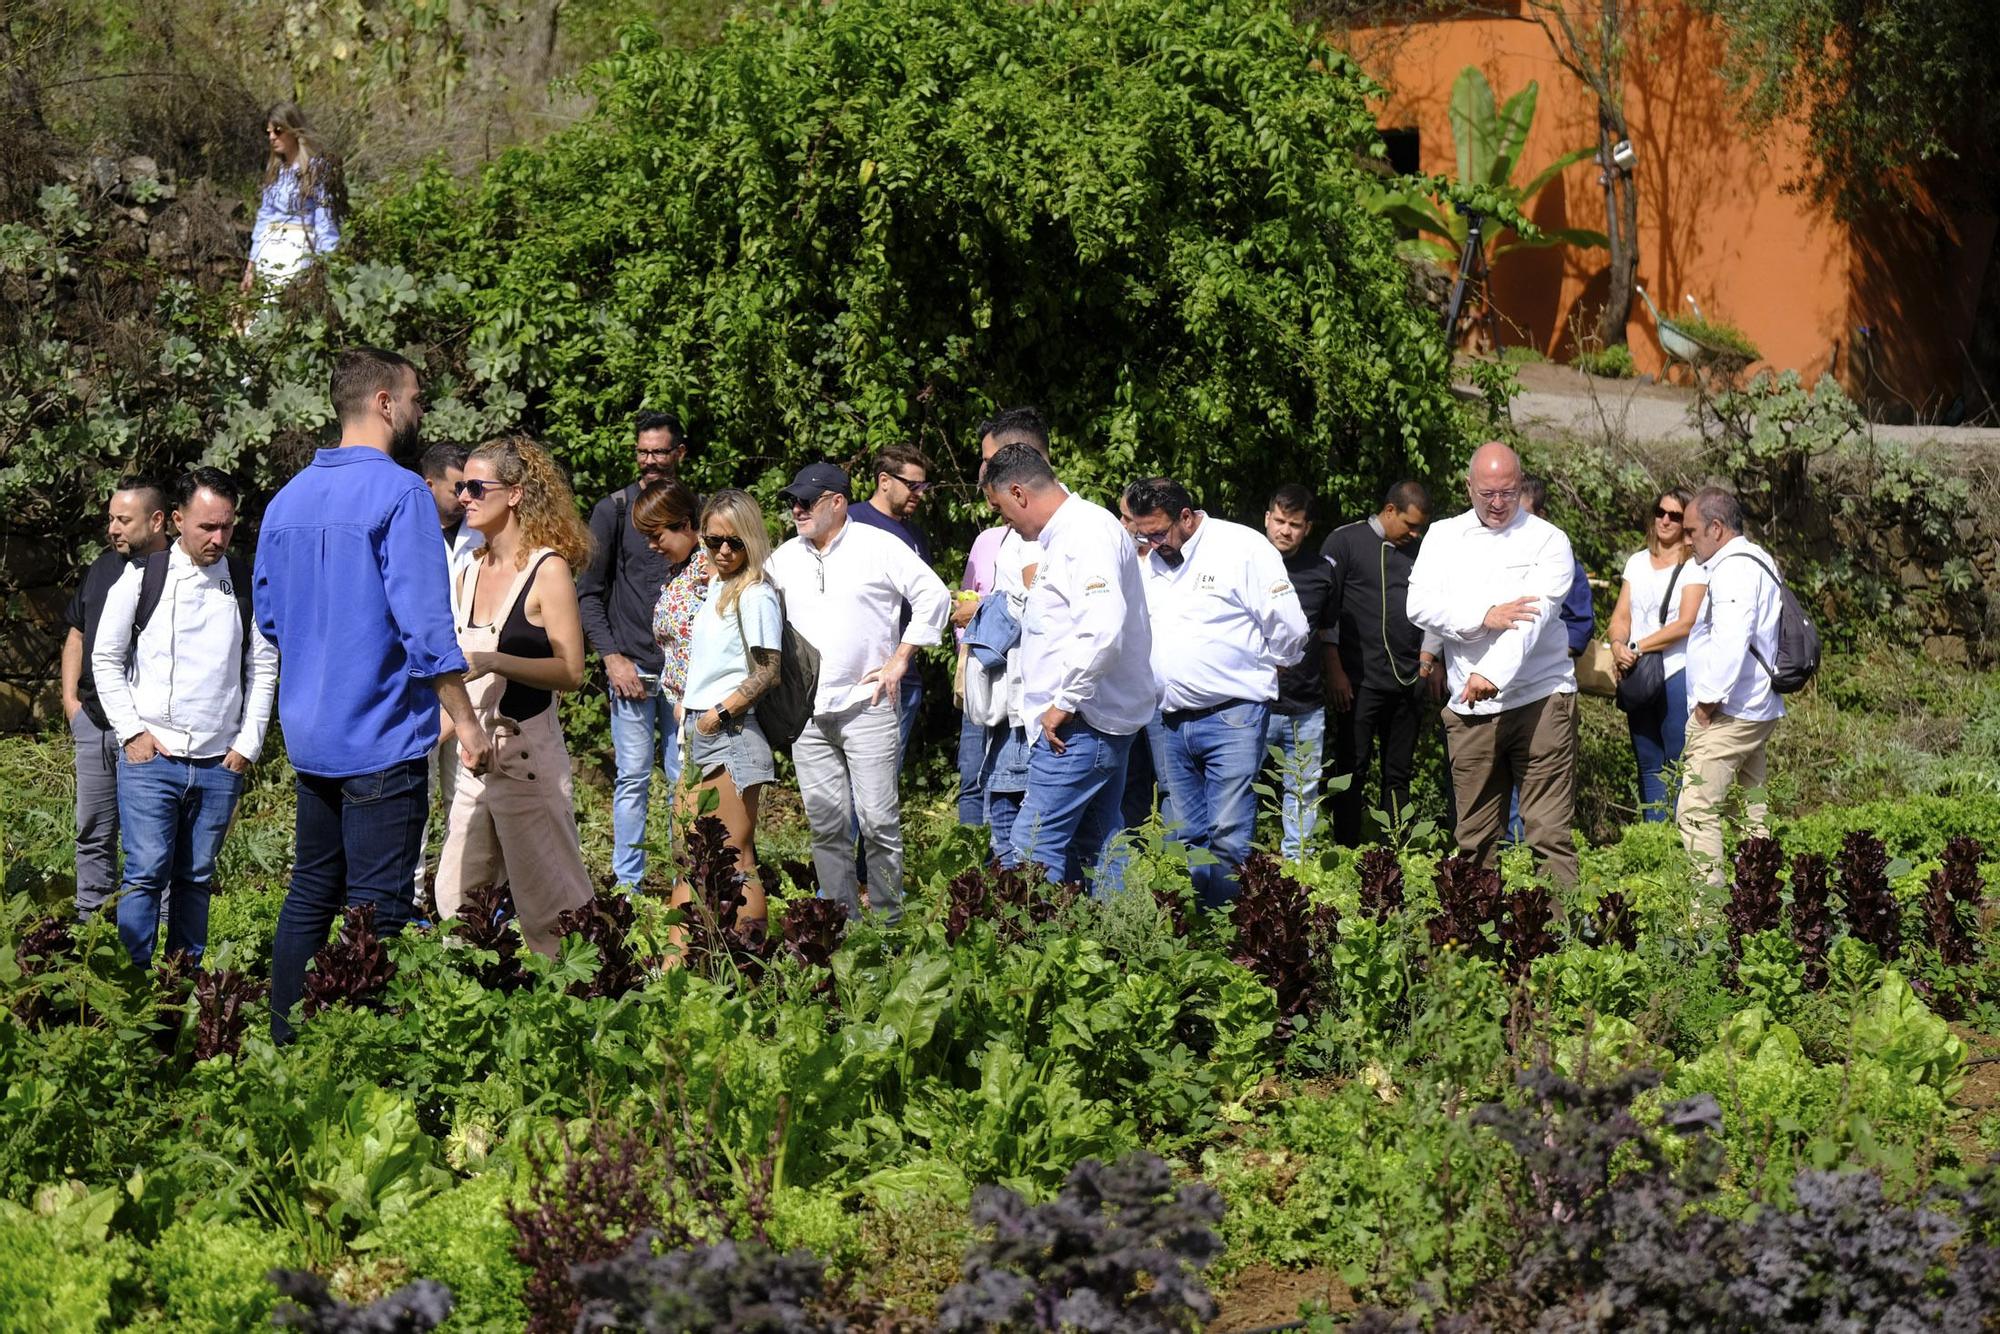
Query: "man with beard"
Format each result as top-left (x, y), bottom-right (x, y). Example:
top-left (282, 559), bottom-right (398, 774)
top-left (60, 477), bottom-right (170, 922)
top-left (254, 346), bottom-right (491, 1042)
top-left (577, 410), bottom-right (690, 890)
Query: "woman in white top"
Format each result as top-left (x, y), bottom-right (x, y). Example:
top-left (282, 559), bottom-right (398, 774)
top-left (673, 489), bottom-right (783, 941)
top-left (240, 102), bottom-right (344, 293)
top-left (1608, 488), bottom-right (1709, 821)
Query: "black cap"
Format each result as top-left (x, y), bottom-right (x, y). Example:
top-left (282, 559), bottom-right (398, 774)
top-left (778, 462), bottom-right (851, 507)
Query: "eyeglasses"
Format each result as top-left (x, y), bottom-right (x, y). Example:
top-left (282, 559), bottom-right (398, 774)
top-left (1473, 487), bottom-right (1520, 504)
top-left (651, 518), bottom-right (692, 535)
top-left (1653, 506), bottom-right (1686, 523)
top-left (702, 534), bottom-right (747, 554)
top-left (453, 479), bottom-right (503, 498)
top-left (885, 473), bottom-right (935, 495)
top-left (636, 448), bottom-right (679, 461)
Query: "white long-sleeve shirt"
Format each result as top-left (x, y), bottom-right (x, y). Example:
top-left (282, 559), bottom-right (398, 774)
top-left (1406, 506), bottom-right (1576, 716)
top-left (1021, 494), bottom-right (1157, 736)
top-left (767, 515), bottom-right (951, 716)
top-left (1685, 535), bottom-right (1786, 722)
top-left (1143, 515), bottom-right (1308, 713)
top-left (91, 546), bottom-right (279, 760)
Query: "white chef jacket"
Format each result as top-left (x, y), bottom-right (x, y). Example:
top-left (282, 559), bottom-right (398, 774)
top-left (1406, 506), bottom-right (1577, 716)
top-left (1021, 494), bottom-right (1157, 736)
top-left (1685, 535), bottom-right (1786, 723)
top-left (91, 545), bottom-right (279, 760)
top-left (767, 515), bottom-right (950, 716)
top-left (444, 519), bottom-right (485, 581)
top-left (1143, 515), bottom-right (1308, 713)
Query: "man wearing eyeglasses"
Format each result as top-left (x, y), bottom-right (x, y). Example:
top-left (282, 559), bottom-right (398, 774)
top-left (1128, 476), bottom-right (1309, 910)
top-left (577, 410), bottom-right (690, 890)
top-left (767, 462), bottom-right (951, 924)
top-left (1407, 442), bottom-right (1580, 885)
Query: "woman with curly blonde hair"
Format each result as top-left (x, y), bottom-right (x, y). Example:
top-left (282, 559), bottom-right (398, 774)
top-left (434, 436), bottom-right (597, 953)
top-left (241, 101), bottom-right (347, 292)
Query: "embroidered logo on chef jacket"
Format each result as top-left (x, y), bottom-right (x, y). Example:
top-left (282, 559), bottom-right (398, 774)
top-left (1195, 572), bottom-right (1218, 593)
top-left (1083, 577), bottom-right (1109, 596)
top-left (1267, 580), bottom-right (1292, 596)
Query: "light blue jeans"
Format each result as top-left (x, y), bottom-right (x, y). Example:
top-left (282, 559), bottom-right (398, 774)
top-left (1159, 699), bottom-right (1269, 910)
top-left (1263, 709), bottom-right (1326, 861)
top-left (115, 753), bottom-right (243, 967)
top-left (1003, 720), bottom-right (1134, 893)
top-left (609, 681), bottom-right (682, 888)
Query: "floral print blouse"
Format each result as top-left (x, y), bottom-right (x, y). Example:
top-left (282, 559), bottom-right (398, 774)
top-left (651, 551), bottom-right (710, 698)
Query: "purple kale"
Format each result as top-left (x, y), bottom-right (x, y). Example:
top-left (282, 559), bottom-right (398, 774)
top-left (270, 1270), bottom-right (453, 1332)
top-left (571, 1234), bottom-right (838, 1332)
top-left (510, 1121), bottom-right (663, 1334)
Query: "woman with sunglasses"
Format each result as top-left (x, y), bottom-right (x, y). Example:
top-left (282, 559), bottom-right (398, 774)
top-left (671, 490), bottom-right (782, 944)
top-left (241, 103), bottom-right (344, 294)
top-left (634, 480), bottom-right (707, 723)
top-left (433, 436), bottom-right (597, 952)
top-left (1608, 488), bottom-right (1710, 821)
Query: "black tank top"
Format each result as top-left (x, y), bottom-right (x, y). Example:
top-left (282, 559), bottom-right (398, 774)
top-left (497, 553), bottom-right (558, 720)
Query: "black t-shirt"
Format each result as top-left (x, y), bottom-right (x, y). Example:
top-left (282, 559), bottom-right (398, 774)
top-left (576, 483), bottom-right (672, 674)
top-left (64, 548), bottom-right (145, 729)
top-left (1273, 546), bottom-right (1336, 716)
top-left (1321, 520), bottom-right (1424, 687)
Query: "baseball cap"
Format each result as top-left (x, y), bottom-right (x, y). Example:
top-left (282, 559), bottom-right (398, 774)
top-left (779, 462), bottom-right (852, 507)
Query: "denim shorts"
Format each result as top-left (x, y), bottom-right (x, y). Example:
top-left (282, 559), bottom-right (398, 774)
top-left (684, 712), bottom-right (776, 789)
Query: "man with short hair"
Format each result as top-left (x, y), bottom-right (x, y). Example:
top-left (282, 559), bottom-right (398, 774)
top-left (1116, 491), bottom-right (1168, 832)
top-left (983, 443), bottom-right (1156, 887)
top-left (92, 469), bottom-right (278, 966)
top-left (767, 462), bottom-right (951, 922)
top-left (1261, 484), bottom-right (1338, 860)
top-left (61, 478), bottom-right (170, 921)
top-left (1129, 477), bottom-right (1308, 907)
top-left (255, 346), bottom-right (491, 1042)
top-left (1677, 486), bottom-right (1786, 887)
top-left (414, 442), bottom-right (483, 894)
top-left (577, 410), bottom-right (689, 889)
top-left (1408, 443), bottom-right (1580, 885)
top-left (1321, 480), bottom-right (1440, 845)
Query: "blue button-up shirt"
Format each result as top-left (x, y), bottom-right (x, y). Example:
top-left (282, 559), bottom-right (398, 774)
top-left (255, 447), bottom-right (467, 777)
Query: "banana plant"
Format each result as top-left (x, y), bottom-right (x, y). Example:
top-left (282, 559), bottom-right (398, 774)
top-left (1366, 66), bottom-right (1608, 263)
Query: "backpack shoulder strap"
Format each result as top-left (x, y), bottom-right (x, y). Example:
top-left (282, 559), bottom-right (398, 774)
top-left (1659, 558), bottom-right (1685, 623)
top-left (1714, 551), bottom-right (1782, 678)
top-left (132, 550), bottom-right (171, 636)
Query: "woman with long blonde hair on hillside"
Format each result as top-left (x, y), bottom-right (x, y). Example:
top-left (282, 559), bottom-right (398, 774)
top-left (434, 436), bottom-right (598, 953)
top-left (670, 489), bottom-right (782, 951)
top-left (241, 101), bottom-right (346, 293)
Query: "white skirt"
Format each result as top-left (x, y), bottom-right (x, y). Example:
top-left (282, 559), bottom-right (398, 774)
top-left (253, 223), bottom-right (321, 287)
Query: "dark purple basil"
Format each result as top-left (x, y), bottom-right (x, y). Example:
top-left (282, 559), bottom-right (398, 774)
top-left (1357, 846), bottom-right (1406, 921)
top-left (1789, 853), bottom-right (1836, 989)
top-left (1228, 851), bottom-right (1337, 1022)
top-left (550, 891), bottom-right (645, 999)
top-left (192, 966), bottom-right (264, 1062)
top-left (300, 904), bottom-right (398, 1019)
top-left (1836, 830), bottom-right (1901, 960)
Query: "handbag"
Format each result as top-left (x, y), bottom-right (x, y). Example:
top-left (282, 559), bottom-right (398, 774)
top-left (1614, 560), bottom-right (1684, 714)
top-left (732, 584), bottom-right (820, 752)
top-left (1574, 640), bottom-right (1620, 698)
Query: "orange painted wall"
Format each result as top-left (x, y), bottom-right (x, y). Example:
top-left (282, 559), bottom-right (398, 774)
top-left (1345, 2), bottom-right (1988, 407)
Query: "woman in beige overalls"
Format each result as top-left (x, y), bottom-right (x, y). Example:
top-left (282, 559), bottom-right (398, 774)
top-left (434, 436), bottom-right (597, 953)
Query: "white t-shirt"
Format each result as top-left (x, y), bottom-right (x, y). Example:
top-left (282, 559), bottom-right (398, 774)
top-left (682, 580), bottom-right (782, 713)
top-left (1619, 550), bottom-right (1708, 679)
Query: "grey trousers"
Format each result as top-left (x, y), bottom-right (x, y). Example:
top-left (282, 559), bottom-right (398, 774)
top-left (71, 709), bottom-right (122, 920)
top-left (795, 697), bottom-right (904, 923)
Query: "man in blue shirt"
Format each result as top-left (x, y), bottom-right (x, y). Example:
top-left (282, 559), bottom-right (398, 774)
top-left (255, 346), bottom-right (491, 1043)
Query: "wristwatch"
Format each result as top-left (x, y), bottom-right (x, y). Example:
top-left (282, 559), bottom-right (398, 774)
top-left (1417, 660), bottom-right (1435, 678)
top-left (714, 706), bottom-right (735, 729)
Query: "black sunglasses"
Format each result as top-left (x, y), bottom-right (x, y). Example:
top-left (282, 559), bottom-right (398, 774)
top-left (702, 533), bottom-right (747, 554)
top-left (1653, 506), bottom-right (1686, 523)
top-left (886, 472), bottom-right (936, 495)
top-left (653, 518), bottom-right (692, 535)
top-left (454, 479), bottom-right (504, 498)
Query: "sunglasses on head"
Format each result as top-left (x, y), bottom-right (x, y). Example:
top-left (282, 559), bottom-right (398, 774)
top-left (1653, 506), bottom-right (1685, 522)
top-left (702, 533), bottom-right (747, 554)
top-left (454, 479), bottom-right (504, 498)
top-left (653, 518), bottom-right (692, 535)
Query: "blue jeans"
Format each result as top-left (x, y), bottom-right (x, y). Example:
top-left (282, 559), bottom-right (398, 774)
top-left (854, 675), bottom-right (921, 887)
top-left (1263, 710), bottom-right (1325, 861)
top-left (957, 714), bottom-right (992, 826)
top-left (983, 724), bottom-right (1033, 863)
top-left (1159, 700), bottom-right (1269, 909)
top-left (1629, 668), bottom-right (1689, 821)
top-left (271, 758), bottom-right (428, 1044)
top-left (1003, 721), bottom-right (1134, 892)
top-left (114, 754), bottom-right (243, 967)
top-left (1120, 716), bottom-right (1171, 831)
top-left (610, 683), bottom-right (682, 888)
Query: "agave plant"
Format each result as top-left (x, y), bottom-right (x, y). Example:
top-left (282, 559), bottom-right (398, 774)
top-left (1363, 66), bottom-right (1608, 266)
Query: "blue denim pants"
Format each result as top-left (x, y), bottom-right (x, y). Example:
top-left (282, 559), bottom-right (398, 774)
top-left (271, 758), bottom-right (428, 1043)
top-left (1262, 709), bottom-right (1326, 861)
top-left (1628, 668), bottom-right (1690, 821)
top-left (609, 681), bottom-right (683, 888)
top-left (1003, 720), bottom-right (1134, 892)
top-left (982, 723), bottom-right (1033, 864)
top-left (1159, 699), bottom-right (1269, 909)
top-left (957, 714), bottom-right (993, 826)
top-left (114, 753), bottom-right (243, 967)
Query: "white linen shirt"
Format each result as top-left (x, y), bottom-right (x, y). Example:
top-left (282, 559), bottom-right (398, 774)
top-left (1406, 506), bottom-right (1577, 716)
top-left (767, 515), bottom-right (951, 716)
top-left (1021, 494), bottom-right (1157, 736)
top-left (445, 520), bottom-right (485, 582)
top-left (1685, 535), bottom-right (1786, 723)
top-left (91, 546), bottom-right (279, 760)
top-left (1143, 515), bottom-right (1308, 713)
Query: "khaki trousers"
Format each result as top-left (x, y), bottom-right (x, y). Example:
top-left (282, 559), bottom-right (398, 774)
top-left (1676, 711), bottom-right (1779, 886)
top-left (1440, 691), bottom-right (1579, 886)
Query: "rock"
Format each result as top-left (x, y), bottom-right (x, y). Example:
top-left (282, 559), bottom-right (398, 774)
top-left (89, 155), bottom-right (120, 195)
top-left (119, 154), bottom-right (159, 183)
top-left (1897, 560), bottom-right (1928, 589)
top-left (0, 681), bottom-right (36, 733)
top-left (1924, 634), bottom-right (1970, 667)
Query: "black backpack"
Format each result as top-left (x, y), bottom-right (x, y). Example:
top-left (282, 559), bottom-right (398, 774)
top-left (754, 587), bottom-right (821, 753)
top-left (130, 551), bottom-right (256, 677)
top-left (1715, 552), bottom-right (1820, 694)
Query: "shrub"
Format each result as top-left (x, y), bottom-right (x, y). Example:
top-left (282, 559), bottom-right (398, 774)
top-left (1571, 343), bottom-right (1635, 378)
top-left (144, 1217), bottom-right (298, 1331)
